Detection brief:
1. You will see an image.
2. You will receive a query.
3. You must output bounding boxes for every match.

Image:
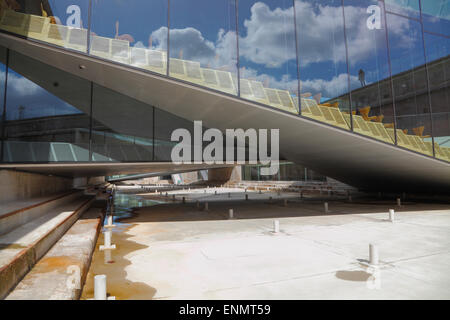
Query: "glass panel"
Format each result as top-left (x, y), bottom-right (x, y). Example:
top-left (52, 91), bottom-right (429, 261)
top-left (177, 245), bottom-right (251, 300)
top-left (90, 0), bottom-right (168, 75)
top-left (168, 0), bottom-right (238, 95)
top-left (0, 0), bottom-right (90, 53)
top-left (154, 108), bottom-right (194, 162)
top-left (91, 84), bottom-right (154, 162)
top-left (387, 13), bottom-right (433, 156)
top-left (241, 163), bottom-right (326, 182)
top-left (296, 0), bottom-right (351, 129)
top-left (0, 46), bottom-right (7, 159)
top-left (343, 0), bottom-right (395, 144)
top-left (384, 0), bottom-right (421, 19)
top-left (421, 0), bottom-right (450, 36)
top-left (2, 50), bottom-right (91, 162)
top-left (237, 0), bottom-right (299, 113)
top-left (425, 33), bottom-right (450, 162)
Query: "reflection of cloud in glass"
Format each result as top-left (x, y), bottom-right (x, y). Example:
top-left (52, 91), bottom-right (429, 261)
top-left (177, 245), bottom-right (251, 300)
top-left (1, 70), bottom-right (82, 120)
top-left (148, 2), bottom-right (414, 89)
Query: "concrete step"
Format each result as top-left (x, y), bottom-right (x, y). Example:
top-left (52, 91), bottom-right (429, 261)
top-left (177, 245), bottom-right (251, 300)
top-left (0, 196), bottom-right (94, 299)
top-left (0, 190), bottom-right (83, 236)
top-left (6, 207), bottom-right (104, 300)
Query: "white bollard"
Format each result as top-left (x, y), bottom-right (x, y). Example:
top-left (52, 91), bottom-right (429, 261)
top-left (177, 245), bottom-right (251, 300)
top-left (100, 230), bottom-right (116, 250)
top-left (104, 215), bottom-right (116, 228)
top-left (229, 209), bottom-right (234, 219)
top-left (273, 220), bottom-right (280, 234)
top-left (369, 244), bottom-right (379, 265)
top-left (397, 198), bottom-right (401, 207)
top-left (94, 275), bottom-right (107, 300)
top-left (389, 209), bottom-right (395, 222)
top-left (324, 202), bottom-right (329, 213)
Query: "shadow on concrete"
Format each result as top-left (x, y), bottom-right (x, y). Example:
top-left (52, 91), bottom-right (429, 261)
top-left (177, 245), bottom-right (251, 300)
top-left (335, 270), bottom-right (371, 282)
top-left (117, 198), bottom-right (450, 223)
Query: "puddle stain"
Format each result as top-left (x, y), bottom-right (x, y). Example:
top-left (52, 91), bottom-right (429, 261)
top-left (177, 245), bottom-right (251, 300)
top-left (34, 256), bottom-right (82, 273)
top-left (81, 192), bottom-right (158, 300)
top-left (335, 270), bottom-right (371, 282)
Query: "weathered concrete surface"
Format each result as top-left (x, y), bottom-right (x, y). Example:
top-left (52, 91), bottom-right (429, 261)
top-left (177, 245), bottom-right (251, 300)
top-left (6, 207), bottom-right (104, 300)
top-left (81, 190), bottom-right (450, 300)
top-left (0, 191), bottom-right (82, 236)
top-left (0, 196), bottom-right (94, 299)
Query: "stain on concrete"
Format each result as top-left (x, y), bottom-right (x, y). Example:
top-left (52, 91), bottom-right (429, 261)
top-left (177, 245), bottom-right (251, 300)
top-left (80, 223), bottom-right (156, 300)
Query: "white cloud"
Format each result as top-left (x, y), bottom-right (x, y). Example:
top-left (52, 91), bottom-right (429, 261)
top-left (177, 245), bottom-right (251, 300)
top-left (146, 2), bottom-right (415, 98)
top-left (238, 2), bottom-right (296, 68)
top-left (1, 71), bottom-right (41, 96)
top-left (301, 73), bottom-right (360, 98)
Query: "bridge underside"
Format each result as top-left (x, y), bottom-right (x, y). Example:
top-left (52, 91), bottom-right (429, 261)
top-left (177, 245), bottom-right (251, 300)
top-left (0, 33), bottom-right (449, 194)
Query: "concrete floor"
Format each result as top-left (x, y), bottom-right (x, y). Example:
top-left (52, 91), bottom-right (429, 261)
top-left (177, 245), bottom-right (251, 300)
top-left (81, 188), bottom-right (450, 300)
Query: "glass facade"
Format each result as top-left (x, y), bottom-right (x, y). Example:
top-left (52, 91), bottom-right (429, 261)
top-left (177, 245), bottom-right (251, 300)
top-left (242, 163), bottom-right (326, 182)
top-left (0, 0), bottom-right (449, 163)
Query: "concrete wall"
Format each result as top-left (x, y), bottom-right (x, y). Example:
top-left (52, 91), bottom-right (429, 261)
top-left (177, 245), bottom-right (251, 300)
top-left (73, 176), bottom-right (106, 189)
top-left (180, 172), bottom-right (199, 184)
top-left (208, 166), bottom-right (241, 183)
top-left (0, 170), bottom-right (73, 204)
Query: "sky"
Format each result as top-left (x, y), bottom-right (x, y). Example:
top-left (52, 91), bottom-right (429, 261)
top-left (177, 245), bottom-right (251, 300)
top-left (1, 0), bottom-right (449, 119)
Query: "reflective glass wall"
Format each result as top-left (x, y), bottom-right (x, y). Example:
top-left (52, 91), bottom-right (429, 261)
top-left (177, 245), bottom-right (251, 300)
top-left (296, 0), bottom-right (351, 130)
top-left (169, 0), bottom-right (238, 95)
top-left (90, 0), bottom-right (168, 75)
top-left (0, 0), bottom-right (449, 163)
top-left (2, 50), bottom-right (91, 162)
top-left (0, 0), bottom-right (90, 53)
top-left (238, 0), bottom-right (298, 113)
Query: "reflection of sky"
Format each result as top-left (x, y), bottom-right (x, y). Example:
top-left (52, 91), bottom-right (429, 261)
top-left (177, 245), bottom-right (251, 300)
top-left (2, 69), bottom-right (82, 120)
top-left (88, 0), bottom-right (449, 98)
top-left (47, 0), bottom-right (90, 28)
top-left (2, 0), bottom-right (449, 109)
